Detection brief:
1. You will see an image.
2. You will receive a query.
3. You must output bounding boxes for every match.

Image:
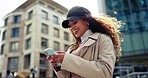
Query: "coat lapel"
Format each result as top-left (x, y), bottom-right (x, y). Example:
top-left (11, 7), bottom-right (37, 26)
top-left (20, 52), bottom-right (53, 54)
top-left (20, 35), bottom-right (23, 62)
top-left (80, 33), bottom-right (100, 57)
top-left (83, 33), bottom-right (100, 47)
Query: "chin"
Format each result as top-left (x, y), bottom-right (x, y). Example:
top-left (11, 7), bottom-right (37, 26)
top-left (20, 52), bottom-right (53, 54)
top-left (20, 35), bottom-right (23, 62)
top-left (75, 35), bottom-right (79, 38)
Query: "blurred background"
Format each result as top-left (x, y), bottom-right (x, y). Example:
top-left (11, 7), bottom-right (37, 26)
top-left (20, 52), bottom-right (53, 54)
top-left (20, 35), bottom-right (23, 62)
top-left (0, 0), bottom-right (148, 78)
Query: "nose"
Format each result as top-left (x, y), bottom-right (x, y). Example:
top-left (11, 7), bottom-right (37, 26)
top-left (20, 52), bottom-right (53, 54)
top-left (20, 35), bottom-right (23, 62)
top-left (69, 25), bottom-right (75, 31)
top-left (70, 24), bottom-right (75, 28)
top-left (68, 23), bottom-right (75, 30)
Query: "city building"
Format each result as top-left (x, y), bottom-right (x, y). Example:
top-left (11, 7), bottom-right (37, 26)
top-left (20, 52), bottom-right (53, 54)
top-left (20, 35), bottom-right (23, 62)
top-left (0, 26), bottom-right (4, 77)
top-left (98, 0), bottom-right (148, 77)
top-left (0, 0), bottom-right (74, 77)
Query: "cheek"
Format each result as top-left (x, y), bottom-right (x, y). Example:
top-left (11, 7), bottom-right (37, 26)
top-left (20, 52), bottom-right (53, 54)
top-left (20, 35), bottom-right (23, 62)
top-left (77, 26), bottom-right (87, 37)
top-left (79, 24), bottom-right (88, 33)
top-left (73, 21), bottom-right (88, 37)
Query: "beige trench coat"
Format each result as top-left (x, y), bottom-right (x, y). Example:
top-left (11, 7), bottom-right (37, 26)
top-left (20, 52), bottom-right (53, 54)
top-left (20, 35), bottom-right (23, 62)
top-left (56, 33), bottom-right (116, 78)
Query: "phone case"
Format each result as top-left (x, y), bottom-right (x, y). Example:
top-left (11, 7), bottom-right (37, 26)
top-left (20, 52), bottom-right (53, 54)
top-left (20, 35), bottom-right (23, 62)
top-left (44, 48), bottom-right (58, 56)
top-left (44, 48), bottom-right (61, 66)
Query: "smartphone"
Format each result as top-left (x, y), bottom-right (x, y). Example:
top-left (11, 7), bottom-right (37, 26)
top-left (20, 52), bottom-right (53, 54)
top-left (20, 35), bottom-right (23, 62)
top-left (44, 48), bottom-right (61, 66)
top-left (44, 48), bottom-right (58, 56)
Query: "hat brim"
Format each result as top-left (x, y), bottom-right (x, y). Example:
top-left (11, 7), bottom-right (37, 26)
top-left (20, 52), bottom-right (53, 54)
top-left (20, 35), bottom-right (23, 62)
top-left (62, 16), bottom-right (81, 28)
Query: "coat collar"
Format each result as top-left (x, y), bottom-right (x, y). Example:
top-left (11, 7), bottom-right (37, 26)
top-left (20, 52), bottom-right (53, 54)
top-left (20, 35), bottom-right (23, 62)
top-left (79, 33), bottom-right (100, 57)
top-left (82, 33), bottom-right (100, 47)
top-left (89, 33), bottom-right (100, 40)
top-left (66, 33), bottom-right (100, 54)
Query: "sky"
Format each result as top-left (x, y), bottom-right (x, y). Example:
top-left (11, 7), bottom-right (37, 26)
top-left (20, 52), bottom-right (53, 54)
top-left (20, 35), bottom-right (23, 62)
top-left (0, 0), bottom-right (99, 26)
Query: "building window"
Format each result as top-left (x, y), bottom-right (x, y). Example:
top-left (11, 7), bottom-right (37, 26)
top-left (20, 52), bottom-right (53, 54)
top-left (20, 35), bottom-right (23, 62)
top-left (41, 38), bottom-right (48, 49)
top-left (143, 21), bottom-right (148, 30)
top-left (53, 41), bottom-right (60, 51)
top-left (53, 28), bottom-right (59, 37)
top-left (41, 23), bottom-right (48, 34)
top-left (40, 54), bottom-right (47, 67)
top-left (133, 22), bottom-right (140, 31)
top-left (40, 71), bottom-right (46, 78)
top-left (10, 42), bottom-right (19, 52)
top-left (112, 0), bottom-right (122, 9)
top-left (12, 28), bottom-right (19, 37)
top-left (131, 12), bottom-right (138, 22)
top-left (0, 73), bottom-right (1, 78)
top-left (0, 44), bottom-right (5, 55)
top-left (13, 15), bottom-right (21, 23)
top-left (41, 10), bottom-right (48, 20)
top-left (140, 10), bottom-right (148, 19)
top-left (7, 57), bottom-right (19, 71)
top-left (4, 17), bottom-right (8, 26)
top-left (125, 14), bottom-right (132, 22)
top-left (2, 31), bottom-right (6, 40)
top-left (26, 38), bottom-right (31, 49)
top-left (52, 15), bottom-right (59, 24)
top-left (130, 0), bottom-right (139, 12)
top-left (64, 44), bottom-right (69, 51)
top-left (26, 24), bottom-right (31, 35)
top-left (28, 10), bottom-right (33, 19)
top-left (64, 32), bottom-right (69, 41)
top-left (24, 54), bottom-right (30, 69)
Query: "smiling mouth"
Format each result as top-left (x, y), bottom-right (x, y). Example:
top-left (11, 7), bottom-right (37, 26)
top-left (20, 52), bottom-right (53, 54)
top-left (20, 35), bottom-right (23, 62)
top-left (73, 30), bottom-right (77, 33)
top-left (73, 29), bottom-right (78, 34)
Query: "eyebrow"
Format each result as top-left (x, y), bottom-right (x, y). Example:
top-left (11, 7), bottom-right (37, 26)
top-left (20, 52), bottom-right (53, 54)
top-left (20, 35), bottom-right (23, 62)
top-left (68, 20), bottom-right (78, 27)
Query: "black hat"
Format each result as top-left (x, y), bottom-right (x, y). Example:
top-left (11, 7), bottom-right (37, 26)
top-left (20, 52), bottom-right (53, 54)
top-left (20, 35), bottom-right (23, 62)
top-left (62, 6), bottom-right (91, 28)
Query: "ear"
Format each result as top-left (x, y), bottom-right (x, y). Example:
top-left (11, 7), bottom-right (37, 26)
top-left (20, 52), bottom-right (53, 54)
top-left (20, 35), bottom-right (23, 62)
top-left (85, 22), bottom-right (89, 26)
top-left (87, 22), bottom-right (89, 26)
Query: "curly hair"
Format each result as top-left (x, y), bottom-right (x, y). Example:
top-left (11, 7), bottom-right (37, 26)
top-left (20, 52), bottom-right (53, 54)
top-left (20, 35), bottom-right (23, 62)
top-left (71, 14), bottom-right (124, 59)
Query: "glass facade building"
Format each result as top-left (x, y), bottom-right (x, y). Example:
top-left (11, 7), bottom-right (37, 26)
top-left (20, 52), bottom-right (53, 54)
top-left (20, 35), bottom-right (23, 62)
top-left (105, 0), bottom-right (148, 62)
top-left (104, 0), bottom-right (148, 77)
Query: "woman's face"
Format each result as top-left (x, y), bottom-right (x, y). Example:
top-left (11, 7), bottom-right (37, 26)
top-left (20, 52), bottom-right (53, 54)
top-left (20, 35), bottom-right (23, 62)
top-left (68, 19), bottom-right (89, 38)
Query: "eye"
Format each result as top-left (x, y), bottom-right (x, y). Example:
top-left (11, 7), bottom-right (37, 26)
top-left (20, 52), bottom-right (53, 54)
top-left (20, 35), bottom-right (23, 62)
top-left (69, 20), bottom-right (78, 27)
top-left (73, 21), bottom-right (78, 25)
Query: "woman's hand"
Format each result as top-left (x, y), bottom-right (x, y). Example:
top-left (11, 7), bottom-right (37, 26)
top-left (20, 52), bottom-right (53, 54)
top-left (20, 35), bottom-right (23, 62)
top-left (47, 51), bottom-right (65, 67)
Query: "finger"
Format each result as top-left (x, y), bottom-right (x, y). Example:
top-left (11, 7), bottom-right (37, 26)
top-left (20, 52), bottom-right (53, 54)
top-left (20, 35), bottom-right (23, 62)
top-left (51, 63), bottom-right (57, 66)
top-left (46, 56), bottom-right (52, 60)
top-left (53, 55), bottom-right (64, 63)
top-left (51, 61), bottom-right (59, 67)
top-left (57, 51), bottom-right (65, 54)
top-left (53, 58), bottom-right (62, 64)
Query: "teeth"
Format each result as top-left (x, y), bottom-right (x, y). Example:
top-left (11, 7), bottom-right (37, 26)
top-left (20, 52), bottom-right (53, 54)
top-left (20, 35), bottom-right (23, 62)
top-left (73, 30), bottom-right (77, 33)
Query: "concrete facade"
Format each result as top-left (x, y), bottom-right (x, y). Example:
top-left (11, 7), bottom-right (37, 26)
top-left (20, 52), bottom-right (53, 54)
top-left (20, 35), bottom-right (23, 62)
top-left (0, 0), bottom-right (73, 77)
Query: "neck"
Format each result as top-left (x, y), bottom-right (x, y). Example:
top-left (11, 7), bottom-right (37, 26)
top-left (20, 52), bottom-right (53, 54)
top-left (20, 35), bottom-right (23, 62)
top-left (81, 29), bottom-right (93, 42)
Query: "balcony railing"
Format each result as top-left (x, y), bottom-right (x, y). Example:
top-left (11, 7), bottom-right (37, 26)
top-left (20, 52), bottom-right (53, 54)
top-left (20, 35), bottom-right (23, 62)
top-left (121, 72), bottom-right (148, 78)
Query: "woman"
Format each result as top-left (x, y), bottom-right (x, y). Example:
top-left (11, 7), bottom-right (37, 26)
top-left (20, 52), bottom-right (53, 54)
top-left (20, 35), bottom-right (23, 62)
top-left (47, 6), bottom-right (123, 78)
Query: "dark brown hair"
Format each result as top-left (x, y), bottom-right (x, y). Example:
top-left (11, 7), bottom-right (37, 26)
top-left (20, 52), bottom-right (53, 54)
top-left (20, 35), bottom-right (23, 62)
top-left (71, 14), bottom-right (124, 59)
